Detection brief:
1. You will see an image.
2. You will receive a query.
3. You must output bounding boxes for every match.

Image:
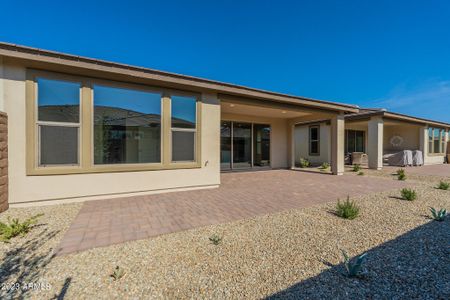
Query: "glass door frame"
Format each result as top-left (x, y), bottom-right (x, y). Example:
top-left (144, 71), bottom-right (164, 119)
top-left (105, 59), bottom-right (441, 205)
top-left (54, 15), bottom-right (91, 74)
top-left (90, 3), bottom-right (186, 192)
top-left (220, 120), bottom-right (271, 170)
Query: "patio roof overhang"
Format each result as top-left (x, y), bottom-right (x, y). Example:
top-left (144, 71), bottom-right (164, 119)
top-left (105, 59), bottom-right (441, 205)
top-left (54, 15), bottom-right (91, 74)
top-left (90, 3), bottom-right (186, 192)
top-left (0, 42), bottom-right (359, 114)
top-left (345, 109), bottom-right (450, 129)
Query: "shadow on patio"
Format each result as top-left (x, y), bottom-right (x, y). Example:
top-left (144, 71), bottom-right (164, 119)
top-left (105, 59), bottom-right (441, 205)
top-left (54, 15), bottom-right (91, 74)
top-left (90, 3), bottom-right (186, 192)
top-left (266, 218), bottom-right (450, 299)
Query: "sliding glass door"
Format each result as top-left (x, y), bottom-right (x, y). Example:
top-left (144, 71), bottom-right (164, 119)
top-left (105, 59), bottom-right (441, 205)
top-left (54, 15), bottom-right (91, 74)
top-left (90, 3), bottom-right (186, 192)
top-left (253, 124), bottom-right (270, 167)
top-left (220, 121), bottom-right (271, 170)
top-left (220, 121), bottom-right (232, 170)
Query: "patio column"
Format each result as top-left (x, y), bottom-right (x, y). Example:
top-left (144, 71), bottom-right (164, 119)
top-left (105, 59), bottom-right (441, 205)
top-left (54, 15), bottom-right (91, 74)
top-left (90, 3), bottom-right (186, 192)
top-left (367, 116), bottom-right (383, 170)
top-left (331, 114), bottom-right (345, 175)
top-left (419, 126), bottom-right (428, 165)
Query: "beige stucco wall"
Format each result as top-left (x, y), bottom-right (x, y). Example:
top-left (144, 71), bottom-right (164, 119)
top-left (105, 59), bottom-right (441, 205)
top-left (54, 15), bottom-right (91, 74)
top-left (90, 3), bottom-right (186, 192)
top-left (2, 62), bottom-right (221, 204)
top-left (294, 122), bottom-right (331, 165)
top-left (383, 124), bottom-right (420, 152)
top-left (220, 113), bottom-right (289, 168)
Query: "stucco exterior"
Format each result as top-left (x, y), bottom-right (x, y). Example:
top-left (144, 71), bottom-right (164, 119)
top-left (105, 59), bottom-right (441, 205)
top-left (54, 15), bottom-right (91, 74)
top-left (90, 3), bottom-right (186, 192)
top-left (0, 43), bottom-right (449, 207)
top-left (294, 122), bottom-right (331, 165)
top-left (2, 62), bottom-right (221, 204)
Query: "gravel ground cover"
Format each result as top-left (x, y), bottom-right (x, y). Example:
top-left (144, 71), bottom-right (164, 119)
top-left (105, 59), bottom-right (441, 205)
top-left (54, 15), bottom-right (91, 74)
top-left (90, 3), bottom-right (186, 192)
top-left (0, 175), bottom-right (449, 299)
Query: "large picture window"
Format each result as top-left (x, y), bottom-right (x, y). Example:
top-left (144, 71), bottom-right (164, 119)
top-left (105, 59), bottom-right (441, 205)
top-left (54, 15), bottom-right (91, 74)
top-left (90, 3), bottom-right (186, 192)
top-left (309, 125), bottom-right (320, 155)
top-left (428, 127), bottom-right (446, 154)
top-left (37, 78), bottom-right (80, 166)
top-left (93, 85), bottom-right (162, 165)
top-left (28, 70), bottom-right (201, 175)
top-left (171, 95), bottom-right (197, 162)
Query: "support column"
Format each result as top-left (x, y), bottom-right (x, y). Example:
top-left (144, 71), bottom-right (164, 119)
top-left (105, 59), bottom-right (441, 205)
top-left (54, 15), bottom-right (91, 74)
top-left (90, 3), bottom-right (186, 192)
top-left (289, 122), bottom-right (296, 169)
top-left (331, 114), bottom-right (345, 175)
top-left (419, 126), bottom-right (428, 165)
top-left (367, 116), bottom-right (383, 170)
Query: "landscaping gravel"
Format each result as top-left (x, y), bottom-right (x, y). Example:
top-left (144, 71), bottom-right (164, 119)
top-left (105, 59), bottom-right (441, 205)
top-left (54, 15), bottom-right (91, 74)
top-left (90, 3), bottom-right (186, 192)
top-left (0, 175), bottom-right (449, 299)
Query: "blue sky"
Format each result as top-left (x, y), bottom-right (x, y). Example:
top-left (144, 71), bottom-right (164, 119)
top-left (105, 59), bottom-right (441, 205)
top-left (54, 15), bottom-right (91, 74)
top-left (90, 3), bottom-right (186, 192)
top-left (2, 0), bottom-right (450, 122)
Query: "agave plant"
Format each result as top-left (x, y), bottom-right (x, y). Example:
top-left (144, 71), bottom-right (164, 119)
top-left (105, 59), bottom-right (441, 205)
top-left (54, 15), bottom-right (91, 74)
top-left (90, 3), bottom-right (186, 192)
top-left (110, 266), bottom-right (125, 281)
top-left (341, 250), bottom-right (367, 278)
top-left (209, 234), bottom-right (222, 245)
top-left (430, 207), bottom-right (447, 221)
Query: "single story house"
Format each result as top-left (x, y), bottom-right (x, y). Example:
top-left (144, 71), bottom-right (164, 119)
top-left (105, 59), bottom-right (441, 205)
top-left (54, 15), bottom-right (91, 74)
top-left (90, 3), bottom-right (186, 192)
top-left (295, 108), bottom-right (450, 169)
top-left (0, 42), bottom-right (448, 210)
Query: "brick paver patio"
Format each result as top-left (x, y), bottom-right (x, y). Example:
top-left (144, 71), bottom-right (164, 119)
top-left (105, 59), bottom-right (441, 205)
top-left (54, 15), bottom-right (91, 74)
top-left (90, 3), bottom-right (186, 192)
top-left (384, 164), bottom-right (450, 177)
top-left (57, 170), bottom-right (407, 255)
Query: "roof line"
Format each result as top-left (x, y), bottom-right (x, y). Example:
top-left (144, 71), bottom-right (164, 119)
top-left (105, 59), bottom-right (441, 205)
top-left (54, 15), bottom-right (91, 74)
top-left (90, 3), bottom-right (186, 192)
top-left (0, 41), bottom-right (358, 110)
top-left (346, 109), bottom-right (450, 128)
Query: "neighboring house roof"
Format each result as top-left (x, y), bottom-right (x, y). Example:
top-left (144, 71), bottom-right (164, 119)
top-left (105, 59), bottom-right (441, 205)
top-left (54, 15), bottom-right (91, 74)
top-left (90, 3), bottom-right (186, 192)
top-left (39, 105), bottom-right (192, 127)
top-left (345, 108), bottom-right (450, 128)
top-left (0, 42), bottom-right (358, 113)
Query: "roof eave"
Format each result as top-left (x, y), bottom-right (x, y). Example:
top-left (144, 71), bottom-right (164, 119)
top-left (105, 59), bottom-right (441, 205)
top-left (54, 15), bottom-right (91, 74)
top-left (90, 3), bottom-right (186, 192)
top-left (0, 42), bottom-right (359, 113)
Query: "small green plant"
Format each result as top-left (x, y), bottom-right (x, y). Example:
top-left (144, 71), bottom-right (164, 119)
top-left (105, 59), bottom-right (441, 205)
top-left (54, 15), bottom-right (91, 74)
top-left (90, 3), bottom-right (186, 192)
top-left (400, 188), bottom-right (417, 201)
top-left (299, 158), bottom-right (310, 168)
top-left (341, 250), bottom-right (368, 278)
top-left (430, 207), bottom-right (447, 221)
top-left (110, 266), bottom-right (125, 281)
top-left (335, 196), bottom-right (360, 220)
top-left (397, 169), bottom-right (406, 181)
top-left (320, 162), bottom-right (330, 170)
top-left (209, 234), bottom-right (222, 245)
top-left (437, 181), bottom-right (450, 190)
top-left (357, 171), bottom-right (364, 176)
top-left (352, 164), bottom-right (361, 172)
top-left (0, 213), bottom-right (44, 242)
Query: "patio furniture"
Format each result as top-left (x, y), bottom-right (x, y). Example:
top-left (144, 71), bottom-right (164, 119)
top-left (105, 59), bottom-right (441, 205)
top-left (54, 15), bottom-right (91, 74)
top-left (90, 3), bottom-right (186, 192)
top-left (412, 150), bottom-right (423, 166)
top-left (386, 150), bottom-right (413, 167)
top-left (351, 152), bottom-right (368, 165)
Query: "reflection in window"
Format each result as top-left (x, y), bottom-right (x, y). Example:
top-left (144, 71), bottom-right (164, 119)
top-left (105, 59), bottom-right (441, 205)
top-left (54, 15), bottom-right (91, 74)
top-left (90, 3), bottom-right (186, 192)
top-left (37, 78), bottom-right (80, 166)
top-left (253, 124), bottom-right (270, 166)
top-left (428, 127), bottom-right (446, 154)
top-left (171, 96), bottom-right (196, 128)
top-left (171, 95), bottom-right (197, 162)
top-left (345, 130), bottom-right (365, 153)
top-left (38, 78), bottom-right (80, 123)
top-left (93, 85), bottom-right (161, 164)
top-left (309, 126), bottom-right (320, 155)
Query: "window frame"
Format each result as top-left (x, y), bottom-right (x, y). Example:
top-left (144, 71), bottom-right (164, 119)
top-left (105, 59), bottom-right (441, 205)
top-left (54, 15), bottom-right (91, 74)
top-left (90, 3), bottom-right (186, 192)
top-left (90, 79), bottom-right (164, 169)
top-left (169, 92), bottom-right (199, 163)
top-left (345, 129), bottom-right (365, 154)
top-left (35, 77), bottom-right (82, 167)
top-left (26, 69), bottom-right (202, 175)
top-left (308, 125), bottom-right (320, 156)
top-left (428, 127), bottom-right (446, 155)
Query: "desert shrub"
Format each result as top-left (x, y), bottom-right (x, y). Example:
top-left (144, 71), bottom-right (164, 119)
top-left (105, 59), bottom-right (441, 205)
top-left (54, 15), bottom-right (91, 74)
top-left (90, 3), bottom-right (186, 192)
top-left (400, 188), bottom-right (417, 201)
top-left (299, 158), bottom-right (310, 168)
top-left (335, 196), bottom-right (360, 220)
top-left (0, 213), bottom-right (44, 242)
top-left (320, 162), bottom-right (330, 170)
top-left (110, 266), bottom-right (125, 281)
top-left (357, 171), bottom-right (364, 176)
top-left (397, 169), bottom-right (406, 181)
top-left (209, 234), bottom-right (222, 245)
top-left (429, 207), bottom-right (447, 221)
top-left (437, 181), bottom-right (450, 190)
top-left (352, 164), bottom-right (361, 172)
top-left (341, 250), bottom-right (367, 278)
